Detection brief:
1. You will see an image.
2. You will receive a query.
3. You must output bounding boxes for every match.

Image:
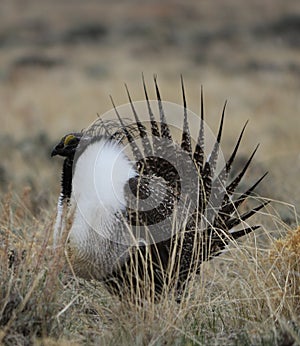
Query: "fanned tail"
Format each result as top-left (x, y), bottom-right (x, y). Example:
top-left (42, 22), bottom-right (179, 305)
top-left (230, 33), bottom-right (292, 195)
top-left (106, 77), bottom-right (268, 298)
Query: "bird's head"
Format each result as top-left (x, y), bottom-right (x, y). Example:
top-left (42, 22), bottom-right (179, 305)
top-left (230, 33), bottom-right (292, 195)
top-left (51, 133), bottom-right (82, 158)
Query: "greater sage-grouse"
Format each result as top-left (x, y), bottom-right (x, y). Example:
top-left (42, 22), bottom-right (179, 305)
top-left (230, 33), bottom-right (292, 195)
top-left (51, 77), bottom-right (267, 299)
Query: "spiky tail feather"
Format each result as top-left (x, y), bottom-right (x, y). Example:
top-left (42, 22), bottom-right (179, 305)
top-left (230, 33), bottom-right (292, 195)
top-left (92, 77), bottom-right (268, 300)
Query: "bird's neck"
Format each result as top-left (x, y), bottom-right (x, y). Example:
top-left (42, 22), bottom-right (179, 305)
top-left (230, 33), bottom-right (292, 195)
top-left (61, 156), bottom-right (74, 202)
top-left (53, 156), bottom-right (74, 246)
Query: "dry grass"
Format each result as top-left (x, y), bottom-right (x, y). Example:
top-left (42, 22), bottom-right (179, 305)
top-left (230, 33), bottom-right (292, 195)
top-left (0, 189), bottom-right (299, 345)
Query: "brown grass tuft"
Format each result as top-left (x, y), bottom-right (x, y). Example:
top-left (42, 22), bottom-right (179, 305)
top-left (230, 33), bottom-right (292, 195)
top-left (1, 189), bottom-right (300, 345)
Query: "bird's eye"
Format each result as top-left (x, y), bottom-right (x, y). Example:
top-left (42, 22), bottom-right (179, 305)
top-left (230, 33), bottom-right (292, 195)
top-left (64, 134), bottom-right (77, 146)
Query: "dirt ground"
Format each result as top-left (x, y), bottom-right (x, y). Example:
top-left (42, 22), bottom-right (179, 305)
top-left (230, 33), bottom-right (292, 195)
top-left (0, 0), bottom-right (299, 224)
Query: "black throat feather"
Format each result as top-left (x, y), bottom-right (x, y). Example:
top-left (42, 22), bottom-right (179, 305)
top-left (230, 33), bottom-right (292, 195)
top-left (61, 157), bottom-right (74, 202)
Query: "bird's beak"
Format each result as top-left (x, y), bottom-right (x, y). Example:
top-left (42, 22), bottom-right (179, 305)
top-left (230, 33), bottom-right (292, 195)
top-left (51, 147), bottom-right (59, 157)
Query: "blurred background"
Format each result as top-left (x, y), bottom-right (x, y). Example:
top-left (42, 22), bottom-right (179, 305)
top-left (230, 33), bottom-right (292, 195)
top-left (0, 0), bottom-right (299, 224)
